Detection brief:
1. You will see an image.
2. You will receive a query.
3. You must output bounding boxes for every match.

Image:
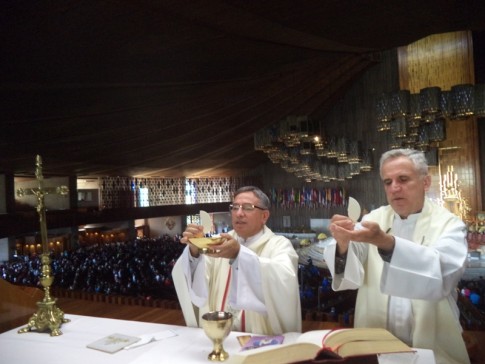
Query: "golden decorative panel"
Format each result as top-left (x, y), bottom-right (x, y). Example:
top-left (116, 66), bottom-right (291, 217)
top-left (398, 30), bottom-right (481, 215)
top-left (398, 31), bottom-right (474, 92)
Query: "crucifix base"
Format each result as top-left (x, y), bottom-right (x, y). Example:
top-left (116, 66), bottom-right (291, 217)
top-left (17, 297), bottom-right (70, 336)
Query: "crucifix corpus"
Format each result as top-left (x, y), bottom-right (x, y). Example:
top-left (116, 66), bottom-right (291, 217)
top-left (17, 155), bottom-right (70, 336)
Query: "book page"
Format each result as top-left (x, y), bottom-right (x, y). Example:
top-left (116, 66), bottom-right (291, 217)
top-left (322, 328), bottom-right (412, 357)
top-left (295, 329), bottom-right (329, 347)
top-left (226, 342), bottom-right (320, 364)
top-left (339, 340), bottom-right (412, 357)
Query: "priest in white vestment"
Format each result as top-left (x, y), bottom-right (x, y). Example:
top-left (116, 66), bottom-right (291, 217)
top-left (173, 186), bottom-right (302, 335)
top-left (324, 149), bottom-right (470, 364)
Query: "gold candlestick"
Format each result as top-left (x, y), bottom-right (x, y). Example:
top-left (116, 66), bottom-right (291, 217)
top-left (17, 155), bottom-right (70, 336)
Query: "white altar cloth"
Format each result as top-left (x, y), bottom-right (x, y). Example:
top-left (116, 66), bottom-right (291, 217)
top-left (0, 314), bottom-right (435, 364)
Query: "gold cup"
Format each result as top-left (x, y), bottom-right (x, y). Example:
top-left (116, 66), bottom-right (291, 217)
top-left (201, 311), bottom-right (233, 361)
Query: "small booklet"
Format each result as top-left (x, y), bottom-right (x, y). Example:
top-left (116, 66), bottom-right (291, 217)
top-left (87, 333), bottom-right (141, 353)
top-left (240, 335), bottom-right (285, 351)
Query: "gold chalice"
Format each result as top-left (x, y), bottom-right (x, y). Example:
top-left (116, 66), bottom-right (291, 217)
top-left (201, 311), bottom-right (233, 361)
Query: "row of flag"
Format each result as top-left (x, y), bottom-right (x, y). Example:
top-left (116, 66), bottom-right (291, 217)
top-left (268, 187), bottom-right (346, 209)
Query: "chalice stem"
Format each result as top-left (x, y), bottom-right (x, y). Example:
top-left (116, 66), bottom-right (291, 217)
top-left (209, 340), bottom-right (228, 361)
top-left (214, 340), bottom-right (223, 354)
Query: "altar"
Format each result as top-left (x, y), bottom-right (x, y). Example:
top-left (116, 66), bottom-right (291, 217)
top-left (0, 315), bottom-right (435, 364)
top-left (0, 315), bottom-right (230, 364)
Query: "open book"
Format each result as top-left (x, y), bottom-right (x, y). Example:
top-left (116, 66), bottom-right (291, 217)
top-left (227, 328), bottom-right (414, 364)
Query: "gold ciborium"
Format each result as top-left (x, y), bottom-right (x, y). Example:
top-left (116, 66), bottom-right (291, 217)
top-left (201, 311), bottom-right (233, 361)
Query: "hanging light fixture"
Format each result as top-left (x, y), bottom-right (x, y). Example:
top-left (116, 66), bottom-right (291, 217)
top-left (439, 90), bottom-right (454, 119)
top-left (451, 84), bottom-right (474, 119)
top-left (326, 136), bottom-right (338, 158)
top-left (391, 90), bottom-right (410, 118)
top-left (390, 117), bottom-right (408, 138)
top-left (347, 140), bottom-right (362, 164)
top-left (336, 137), bottom-right (349, 163)
top-left (281, 115), bottom-right (300, 147)
top-left (297, 115), bottom-right (310, 140)
top-left (408, 93), bottom-right (423, 122)
top-left (299, 141), bottom-right (313, 155)
top-left (428, 118), bottom-right (446, 142)
top-left (350, 163), bottom-right (361, 176)
top-left (360, 149), bottom-right (373, 172)
top-left (337, 164), bottom-right (346, 181)
top-left (377, 83), bottom-right (484, 151)
top-left (415, 125), bottom-right (430, 151)
top-left (376, 93), bottom-right (392, 131)
top-left (254, 115), bottom-right (373, 181)
top-left (420, 86), bottom-right (441, 115)
top-left (389, 134), bottom-right (403, 149)
top-left (320, 163), bottom-right (330, 182)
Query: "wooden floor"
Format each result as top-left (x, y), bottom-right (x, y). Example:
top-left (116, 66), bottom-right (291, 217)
top-left (56, 296), bottom-right (187, 326)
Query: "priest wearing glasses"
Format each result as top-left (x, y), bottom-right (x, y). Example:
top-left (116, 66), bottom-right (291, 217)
top-left (172, 186), bottom-right (302, 335)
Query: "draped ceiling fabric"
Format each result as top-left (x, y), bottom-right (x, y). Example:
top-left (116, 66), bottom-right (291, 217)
top-left (1, 1), bottom-right (485, 178)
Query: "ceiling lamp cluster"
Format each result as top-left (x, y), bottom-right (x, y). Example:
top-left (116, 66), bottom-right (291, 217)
top-left (376, 84), bottom-right (484, 150)
top-left (254, 115), bottom-right (373, 182)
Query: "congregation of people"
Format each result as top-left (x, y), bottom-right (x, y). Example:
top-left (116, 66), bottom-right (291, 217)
top-left (0, 235), bottom-right (185, 300)
top-left (459, 277), bottom-right (485, 315)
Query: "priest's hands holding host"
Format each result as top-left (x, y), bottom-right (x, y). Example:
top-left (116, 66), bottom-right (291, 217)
top-left (179, 224), bottom-right (241, 261)
top-left (325, 148), bottom-right (470, 364)
top-left (330, 216), bottom-right (396, 257)
top-left (173, 186), bottom-right (302, 335)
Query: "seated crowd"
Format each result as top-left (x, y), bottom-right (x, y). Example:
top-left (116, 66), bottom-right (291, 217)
top-left (459, 277), bottom-right (485, 312)
top-left (0, 235), bottom-right (185, 300)
top-left (0, 231), bottom-right (483, 325)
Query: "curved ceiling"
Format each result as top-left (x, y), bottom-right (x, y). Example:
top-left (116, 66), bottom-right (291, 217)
top-left (1, 1), bottom-right (485, 178)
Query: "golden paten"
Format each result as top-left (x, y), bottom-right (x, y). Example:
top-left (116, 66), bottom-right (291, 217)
top-left (17, 155), bottom-right (70, 336)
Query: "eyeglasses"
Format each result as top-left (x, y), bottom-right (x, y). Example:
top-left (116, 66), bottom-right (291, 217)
top-left (229, 203), bottom-right (266, 212)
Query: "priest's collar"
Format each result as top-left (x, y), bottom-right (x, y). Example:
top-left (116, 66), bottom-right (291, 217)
top-left (394, 210), bottom-right (421, 222)
top-left (237, 229), bottom-right (264, 247)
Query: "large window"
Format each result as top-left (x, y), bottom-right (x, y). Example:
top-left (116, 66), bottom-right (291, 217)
top-left (138, 187), bottom-right (149, 207)
top-left (185, 179), bottom-right (196, 205)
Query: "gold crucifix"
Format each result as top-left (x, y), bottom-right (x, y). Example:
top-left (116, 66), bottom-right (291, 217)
top-left (17, 155), bottom-right (70, 336)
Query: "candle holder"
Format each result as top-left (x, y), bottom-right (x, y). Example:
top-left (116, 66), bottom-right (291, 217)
top-left (439, 165), bottom-right (470, 220)
top-left (17, 155), bottom-right (70, 336)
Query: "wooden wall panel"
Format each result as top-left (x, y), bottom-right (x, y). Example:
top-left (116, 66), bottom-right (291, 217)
top-left (399, 31), bottom-right (475, 92)
top-left (398, 31), bottom-right (482, 218)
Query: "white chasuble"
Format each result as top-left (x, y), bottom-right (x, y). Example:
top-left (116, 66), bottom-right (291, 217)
top-left (323, 199), bottom-right (470, 364)
top-left (173, 226), bottom-right (302, 335)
